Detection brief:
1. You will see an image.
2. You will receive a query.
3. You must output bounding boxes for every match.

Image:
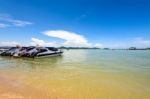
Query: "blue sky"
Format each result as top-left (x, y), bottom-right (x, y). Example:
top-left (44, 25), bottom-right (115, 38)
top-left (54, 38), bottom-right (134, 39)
top-left (0, 0), bottom-right (150, 48)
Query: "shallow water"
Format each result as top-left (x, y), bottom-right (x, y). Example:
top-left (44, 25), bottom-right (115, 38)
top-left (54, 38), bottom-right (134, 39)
top-left (0, 50), bottom-right (150, 99)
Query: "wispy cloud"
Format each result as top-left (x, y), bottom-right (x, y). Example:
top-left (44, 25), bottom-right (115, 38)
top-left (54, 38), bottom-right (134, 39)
top-left (31, 38), bottom-right (59, 47)
top-left (0, 23), bottom-right (9, 28)
top-left (76, 9), bottom-right (93, 21)
top-left (9, 20), bottom-right (32, 27)
top-left (0, 30), bottom-right (103, 47)
top-left (44, 30), bottom-right (87, 43)
top-left (94, 43), bottom-right (103, 48)
top-left (103, 37), bottom-right (150, 48)
top-left (0, 26), bottom-right (104, 48)
top-left (43, 30), bottom-right (95, 47)
top-left (0, 41), bottom-right (20, 46)
top-left (133, 37), bottom-right (150, 47)
top-left (76, 14), bottom-right (88, 21)
top-left (0, 14), bottom-right (32, 27)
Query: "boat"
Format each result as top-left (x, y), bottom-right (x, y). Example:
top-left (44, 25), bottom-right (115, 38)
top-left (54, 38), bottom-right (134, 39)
top-left (0, 46), bottom-right (63, 58)
top-left (13, 46), bottom-right (35, 57)
top-left (0, 48), bottom-right (9, 55)
top-left (13, 47), bottom-right (33, 57)
top-left (1, 47), bottom-right (18, 56)
top-left (13, 47), bottom-right (63, 58)
top-left (27, 47), bottom-right (63, 58)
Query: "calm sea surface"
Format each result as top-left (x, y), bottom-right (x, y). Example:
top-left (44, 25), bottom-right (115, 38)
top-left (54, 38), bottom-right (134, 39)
top-left (0, 50), bottom-right (150, 99)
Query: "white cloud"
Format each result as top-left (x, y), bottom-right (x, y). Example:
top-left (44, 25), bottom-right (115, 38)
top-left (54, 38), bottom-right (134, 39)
top-left (0, 29), bottom-right (104, 48)
top-left (0, 41), bottom-right (20, 46)
top-left (103, 37), bottom-right (150, 49)
top-left (43, 30), bottom-right (95, 47)
top-left (31, 38), bottom-right (59, 47)
top-left (0, 23), bottom-right (9, 28)
top-left (9, 20), bottom-right (32, 27)
top-left (0, 14), bottom-right (32, 27)
top-left (134, 37), bottom-right (150, 44)
top-left (133, 37), bottom-right (150, 47)
top-left (93, 43), bottom-right (103, 48)
top-left (44, 30), bottom-right (87, 43)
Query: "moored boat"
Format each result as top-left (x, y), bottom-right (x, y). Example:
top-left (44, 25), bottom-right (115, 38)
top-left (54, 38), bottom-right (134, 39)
top-left (28, 47), bottom-right (63, 58)
top-left (0, 46), bottom-right (63, 58)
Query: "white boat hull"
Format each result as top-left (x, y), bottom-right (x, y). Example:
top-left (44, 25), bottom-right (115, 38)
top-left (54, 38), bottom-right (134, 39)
top-left (34, 53), bottom-right (62, 58)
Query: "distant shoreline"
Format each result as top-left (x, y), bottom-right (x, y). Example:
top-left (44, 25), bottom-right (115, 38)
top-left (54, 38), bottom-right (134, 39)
top-left (0, 46), bottom-right (150, 50)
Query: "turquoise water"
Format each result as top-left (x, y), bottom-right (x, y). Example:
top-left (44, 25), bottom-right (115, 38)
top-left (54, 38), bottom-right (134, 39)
top-left (0, 50), bottom-right (150, 99)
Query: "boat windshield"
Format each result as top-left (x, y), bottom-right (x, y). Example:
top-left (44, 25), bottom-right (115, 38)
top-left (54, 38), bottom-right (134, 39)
top-left (20, 47), bottom-right (27, 51)
top-left (37, 48), bottom-right (48, 53)
top-left (26, 47), bottom-right (35, 51)
top-left (47, 47), bottom-right (58, 51)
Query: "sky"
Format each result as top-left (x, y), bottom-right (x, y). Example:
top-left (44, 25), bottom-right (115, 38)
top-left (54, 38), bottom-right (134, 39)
top-left (0, 0), bottom-right (150, 48)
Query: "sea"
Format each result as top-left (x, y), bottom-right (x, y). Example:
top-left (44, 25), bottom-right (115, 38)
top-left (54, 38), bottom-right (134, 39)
top-left (0, 49), bottom-right (150, 99)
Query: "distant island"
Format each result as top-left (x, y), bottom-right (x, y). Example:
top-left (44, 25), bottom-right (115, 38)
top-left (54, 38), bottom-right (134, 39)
top-left (128, 47), bottom-right (150, 50)
top-left (58, 46), bottom-right (100, 49)
top-left (58, 46), bottom-right (150, 50)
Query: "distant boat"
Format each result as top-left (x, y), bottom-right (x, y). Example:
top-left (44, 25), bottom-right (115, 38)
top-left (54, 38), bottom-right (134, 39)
top-left (129, 47), bottom-right (136, 50)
